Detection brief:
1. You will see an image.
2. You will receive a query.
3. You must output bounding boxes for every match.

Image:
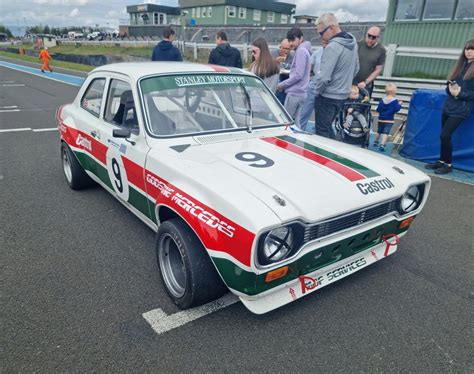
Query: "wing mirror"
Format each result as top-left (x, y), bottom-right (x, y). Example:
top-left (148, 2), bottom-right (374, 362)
top-left (112, 128), bottom-right (135, 145)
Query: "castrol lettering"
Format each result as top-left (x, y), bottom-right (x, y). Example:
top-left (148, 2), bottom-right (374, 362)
top-left (76, 134), bottom-right (92, 151)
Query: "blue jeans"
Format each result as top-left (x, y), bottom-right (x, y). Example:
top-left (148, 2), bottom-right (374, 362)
top-left (314, 96), bottom-right (345, 138)
top-left (300, 84), bottom-right (316, 130)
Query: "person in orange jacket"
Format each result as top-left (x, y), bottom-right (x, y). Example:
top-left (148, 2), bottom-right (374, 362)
top-left (38, 46), bottom-right (53, 73)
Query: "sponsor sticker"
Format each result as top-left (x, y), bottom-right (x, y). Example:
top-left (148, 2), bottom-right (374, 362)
top-left (356, 177), bottom-right (395, 195)
top-left (174, 75), bottom-right (246, 87)
top-left (76, 134), bottom-right (92, 151)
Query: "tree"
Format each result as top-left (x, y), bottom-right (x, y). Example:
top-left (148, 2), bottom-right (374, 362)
top-left (0, 25), bottom-right (13, 37)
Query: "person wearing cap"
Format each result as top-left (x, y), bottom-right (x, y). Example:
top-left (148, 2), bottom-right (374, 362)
top-left (38, 46), bottom-right (53, 73)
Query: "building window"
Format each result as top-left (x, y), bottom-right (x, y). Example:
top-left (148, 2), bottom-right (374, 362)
top-left (208, 6), bottom-right (212, 18)
top-left (196, 7), bottom-right (200, 18)
top-left (394, 0), bottom-right (423, 20)
top-left (253, 9), bottom-right (261, 21)
top-left (455, 0), bottom-right (474, 20)
top-left (202, 7), bottom-right (206, 17)
top-left (423, 0), bottom-right (456, 20)
top-left (267, 11), bottom-right (274, 23)
top-left (238, 7), bottom-right (246, 19)
top-left (281, 14), bottom-right (288, 23)
top-left (228, 6), bottom-right (236, 17)
top-left (192, 8), bottom-right (195, 18)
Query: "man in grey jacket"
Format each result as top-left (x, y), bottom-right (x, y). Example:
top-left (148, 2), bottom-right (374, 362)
top-left (314, 13), bottom-right (359, 138)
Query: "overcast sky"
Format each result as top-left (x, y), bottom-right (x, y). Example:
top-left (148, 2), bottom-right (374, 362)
top-left (1, 0), bottom-right (389, 29)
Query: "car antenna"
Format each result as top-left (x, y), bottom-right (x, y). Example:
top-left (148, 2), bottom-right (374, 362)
top-left (240, 81), bottom-right (252, 133)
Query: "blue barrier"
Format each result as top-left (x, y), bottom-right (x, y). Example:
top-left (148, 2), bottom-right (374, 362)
top-left (400, 89), bottom-right (474, 173)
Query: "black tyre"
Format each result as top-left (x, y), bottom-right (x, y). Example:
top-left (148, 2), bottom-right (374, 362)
top-left (156, 218), bottom-right (227, 309)
top-left (61, 142), bottom-right (94, 190)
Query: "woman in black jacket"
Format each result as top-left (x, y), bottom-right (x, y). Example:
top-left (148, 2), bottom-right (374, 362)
top-left (425, 39), bottom-right (474, 174)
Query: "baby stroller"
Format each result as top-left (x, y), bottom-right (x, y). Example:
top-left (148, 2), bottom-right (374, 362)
top-left (333, 88), bottom-right (372, 148)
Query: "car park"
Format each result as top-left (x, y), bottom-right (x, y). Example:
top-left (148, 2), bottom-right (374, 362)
top-left (56, 62), bottom-right (431, 314)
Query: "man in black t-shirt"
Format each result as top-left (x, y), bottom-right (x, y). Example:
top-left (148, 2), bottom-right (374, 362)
top-left (353, 26), bottom-right (386, 97)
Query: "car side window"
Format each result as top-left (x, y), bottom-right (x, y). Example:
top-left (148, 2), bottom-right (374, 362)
top-left (104, 79), bottom-right (138, 132)
top-left (80, 78), bottom-right (106, 117)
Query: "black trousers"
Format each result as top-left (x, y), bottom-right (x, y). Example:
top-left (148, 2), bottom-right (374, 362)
top-left (440, 114), bottom-right (465, 164)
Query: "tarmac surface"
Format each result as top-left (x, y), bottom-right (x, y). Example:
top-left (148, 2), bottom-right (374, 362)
top-left (1, 60), bottom-right (473, 372)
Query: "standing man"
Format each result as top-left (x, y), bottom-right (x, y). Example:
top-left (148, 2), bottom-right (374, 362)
top-left (151, 26), bottom-right (183, 62)
top-left (272, 38), bottom-right (294, 104)
top-left (353, 26), bottom-right (386, 97)
top-left (299, 39), bottom-right (328, 131)
top-left (314, 13), bottom-right (359, 138)
top-left (277, 27), bottom-right (312, 129)
top-left (208, 31), bottom-right (242, 68)
top-left (38, 46), bottom-right (52, 73)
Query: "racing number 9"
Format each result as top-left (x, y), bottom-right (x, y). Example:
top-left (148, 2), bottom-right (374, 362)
top-left (235, 152), bottom-right (274, 168)
top-left (106, 148), bottom-right (129, 202)
top-left (112, 158), bottom-right (123, 193)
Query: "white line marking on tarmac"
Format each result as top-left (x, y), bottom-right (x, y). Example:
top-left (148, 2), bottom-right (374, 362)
top-left (143, 293), bottom-right (239, 335)
top-left (0, 127), bottom-right (32, 133)
top-left (2, 84), bottom-right (25, 87)
top-left (0, 109), bottom-right (20, 113)
top-left (32, 128), bottom-right (57, 132)
top-left (0, 105), bottom-right (18, 109)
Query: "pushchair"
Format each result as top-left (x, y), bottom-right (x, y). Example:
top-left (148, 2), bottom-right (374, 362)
top-left (333, 88), bottom-right (372, 148)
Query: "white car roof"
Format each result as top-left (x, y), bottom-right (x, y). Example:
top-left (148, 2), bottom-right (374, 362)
top-left (90, 62), bottom-right (253, 81)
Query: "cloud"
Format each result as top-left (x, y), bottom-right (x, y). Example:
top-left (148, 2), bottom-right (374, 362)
top-left (69, 8), bottom-right (80, 17)
top-left (293, 0), bottom-right (388, 21)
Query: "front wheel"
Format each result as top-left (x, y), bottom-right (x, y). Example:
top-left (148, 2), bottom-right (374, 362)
top-left (61, 142), bottom-right (94, 190)
top-left (156, 218), bottom-right (227, 309)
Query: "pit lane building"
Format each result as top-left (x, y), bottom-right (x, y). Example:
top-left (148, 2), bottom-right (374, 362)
top-left (125, 0), bottom-right (295, 29)
top-left (383, 0), bottom-right (474, 78)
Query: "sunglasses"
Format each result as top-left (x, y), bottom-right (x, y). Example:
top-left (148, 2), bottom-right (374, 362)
top-left (251, 49), bottom-right (259, 55)
top-left (367, 34), bottom-right (379, 40)
top-left (319, 25), bottom-right (331, 37)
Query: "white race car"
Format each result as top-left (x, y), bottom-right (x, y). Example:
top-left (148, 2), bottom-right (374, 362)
top-left (57, 62), bottom-right (430, 314)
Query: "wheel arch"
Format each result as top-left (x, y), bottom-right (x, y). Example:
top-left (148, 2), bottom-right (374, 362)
top-left (155, 203), bottom-right (230, 288)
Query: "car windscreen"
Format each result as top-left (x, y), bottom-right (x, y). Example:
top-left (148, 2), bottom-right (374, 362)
top-left (140, 74), bottom-right (292, 137)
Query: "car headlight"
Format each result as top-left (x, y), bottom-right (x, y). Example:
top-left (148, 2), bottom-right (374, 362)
top-left (399, 184), bottom-right (423, 214)
top-left (257, 225), bottom-right (305, 266)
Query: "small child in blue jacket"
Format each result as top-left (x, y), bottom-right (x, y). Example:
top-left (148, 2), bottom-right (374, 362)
top-left (374, 83), bottom-right (403, 151)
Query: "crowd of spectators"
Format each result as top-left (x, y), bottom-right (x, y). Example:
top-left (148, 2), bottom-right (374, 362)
top-left (150, 16), bottom-right (473, 174)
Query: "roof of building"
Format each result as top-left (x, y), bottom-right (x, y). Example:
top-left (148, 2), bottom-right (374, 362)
top-left (126, 3), bottom-right (181, 15)
top-left (179, 0), bottom-right (295, 13)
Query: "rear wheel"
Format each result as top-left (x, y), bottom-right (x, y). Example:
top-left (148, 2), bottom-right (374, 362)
top-left (157, 218), bottom-right (227, 309)
top-left (61, 142), bottom-right (94, 190)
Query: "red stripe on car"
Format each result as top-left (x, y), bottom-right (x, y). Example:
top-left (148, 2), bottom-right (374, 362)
top-left (262, 137), bottom-right (366, 182)
top-left (124, 159), bottom-right (255, 267)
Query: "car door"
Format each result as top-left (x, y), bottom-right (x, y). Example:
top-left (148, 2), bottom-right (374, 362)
top-left (73, 76), bottom-right (108, 179)
top-left (99, 77), bottom-right (153, 225)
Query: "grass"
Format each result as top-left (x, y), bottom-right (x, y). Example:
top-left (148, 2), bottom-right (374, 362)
top-left (0, 50), bottom-right (94, 72)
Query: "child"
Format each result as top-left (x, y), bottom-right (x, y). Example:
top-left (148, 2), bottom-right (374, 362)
top-left (343, 85), bottom-right (370, 133)
top-left (375, 83), bottom-right (402, 152)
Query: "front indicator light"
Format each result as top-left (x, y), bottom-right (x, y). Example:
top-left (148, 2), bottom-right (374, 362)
top-left (265, 266), bottom-right (289, 283)
top-left (399, 216), bottom-right (415, 229)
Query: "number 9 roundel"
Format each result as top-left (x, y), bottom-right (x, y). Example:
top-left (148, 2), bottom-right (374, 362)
top-left (106, 147), bottom-right (129, 202)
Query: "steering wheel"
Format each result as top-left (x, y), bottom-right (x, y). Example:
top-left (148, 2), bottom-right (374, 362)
top-left (185, 88), bottom-right (202, 113)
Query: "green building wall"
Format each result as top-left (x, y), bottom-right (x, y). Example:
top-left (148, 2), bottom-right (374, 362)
top-left (182, 5), bottom-right (290, 25)
top-left (383, 0), bottom-right (474, 79)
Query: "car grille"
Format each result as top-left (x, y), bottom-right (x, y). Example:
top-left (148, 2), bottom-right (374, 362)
top-left (303, 198), bottom-right (402, 242)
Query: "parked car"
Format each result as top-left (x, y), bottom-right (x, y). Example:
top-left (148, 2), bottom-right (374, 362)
top-left (56, 62), bottom-right (431, 314)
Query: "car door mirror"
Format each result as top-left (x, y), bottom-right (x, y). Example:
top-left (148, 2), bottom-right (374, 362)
top-left (113, 128), bottom-right (132, 138)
